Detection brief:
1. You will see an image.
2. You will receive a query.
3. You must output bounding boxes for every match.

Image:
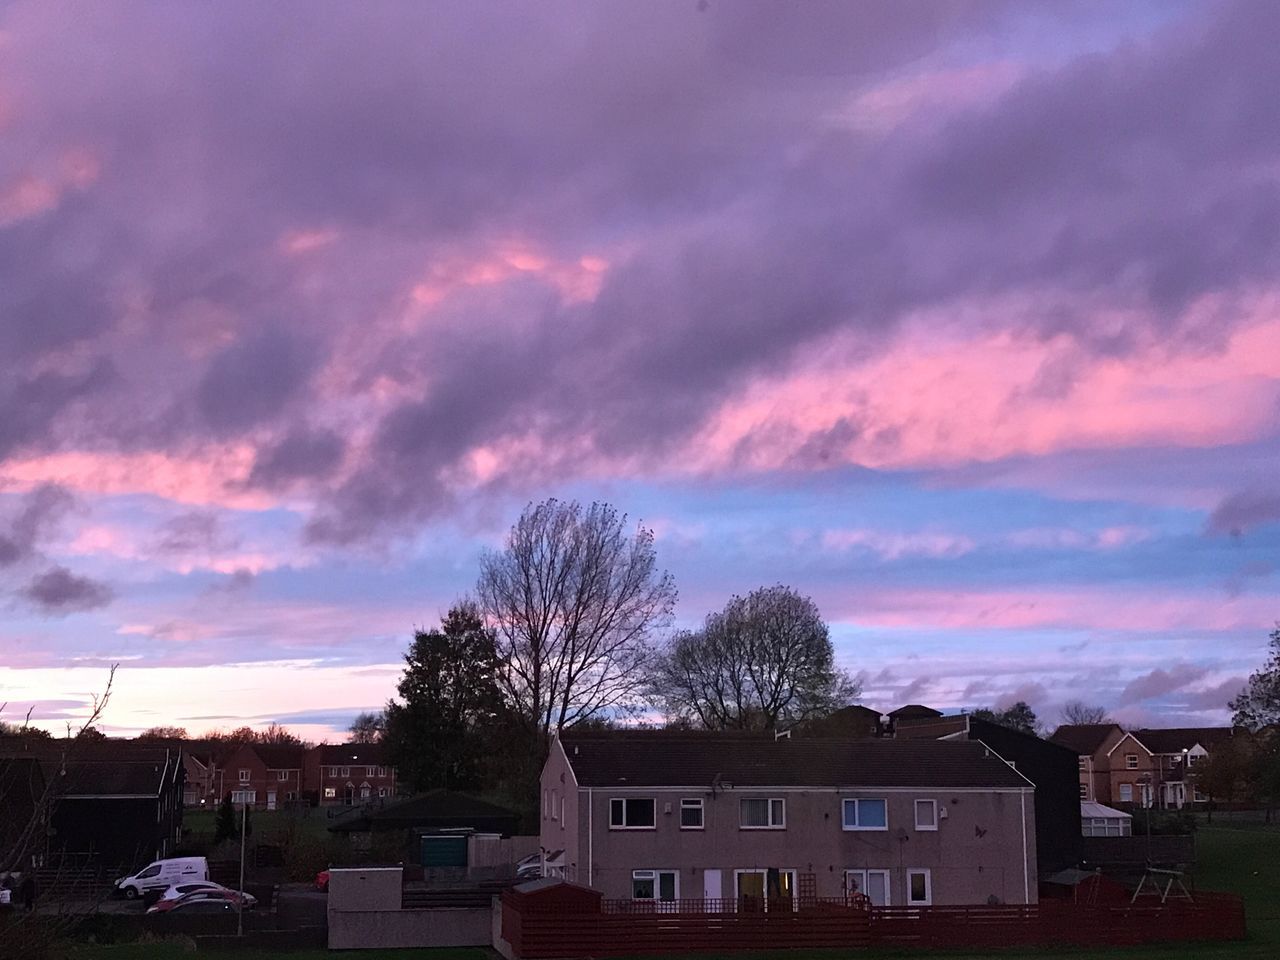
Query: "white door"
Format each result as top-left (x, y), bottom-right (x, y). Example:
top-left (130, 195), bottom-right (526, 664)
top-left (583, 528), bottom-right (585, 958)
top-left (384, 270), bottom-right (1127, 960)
top-left (846, 870), bottom-right (890, 906)
top-left (703, 869), bottom-right (722, 909)
top-left (267, 791), bottom-right (277, 811)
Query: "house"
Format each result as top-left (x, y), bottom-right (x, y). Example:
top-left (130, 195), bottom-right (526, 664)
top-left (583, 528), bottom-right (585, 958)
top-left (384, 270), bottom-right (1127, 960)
top-left (885, 704), bottom-right (942, 733)
top-left (0, 739), bottom-right (185, 867)
top-left (305, 742), bottom-right (397, 805)
top-left (893, 713), bottom-right (1082, 874)
top-left (0, 756), bottom-right (47, 865)
top-left (218, 742), bottom-right (306, 809)
top-left (541, 734), bottom-right (1038, 907)
top-left (794, 704), bottom-right (885, 738)
top-left (1051, 724), bottom-right (1235, 810)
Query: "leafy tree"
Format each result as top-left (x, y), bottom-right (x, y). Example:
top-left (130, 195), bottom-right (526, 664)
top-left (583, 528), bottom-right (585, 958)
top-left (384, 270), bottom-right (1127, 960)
top-left (349, 711), bottom-right (385, 743)
top-left (1060, 701), bottom-right (1110, 725)
top-left (1194, 735), bottom-right (1254, 822)
top-left (1230, 625), bottom-right (1280, 731)
top-left (478, 499), bottom-right (676, 741)
top-left (383, 602), bottom-right (509, 791)
top-left (971, 701), bottom-right (1039, 736)
top-left (138, 725), bottom-right (189, 740)
top-left (650, 585), bottom-right (859, 731)
top-left (214, 794), bottom-right (237, 843)
top-left (75, 725), bottom-right (107, 740)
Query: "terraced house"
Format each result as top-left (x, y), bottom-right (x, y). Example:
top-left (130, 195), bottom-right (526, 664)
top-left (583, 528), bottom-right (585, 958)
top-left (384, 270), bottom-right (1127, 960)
top-left (540, 734), bottom-right (1038, 908)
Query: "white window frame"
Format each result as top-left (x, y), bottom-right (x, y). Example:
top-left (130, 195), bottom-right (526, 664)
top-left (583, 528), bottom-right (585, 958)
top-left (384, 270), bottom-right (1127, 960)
top-left (906, 868), bottom-right (932, 906)
top-left (1126, 754), bottom-right (1139, 770)
top-left (276, 770), bottom-right (289, 781)
top-left (845, 869), bottom-right (891, 906)
top-left (238, 769), bottom-right (250, 783)
top-left (680, 798), bottom-right (704, 830)
top-left (914, 799), bottom-right (938, 832)
top-left (609, 797), bottom-right (657, 830)
top-left (842, 798), bottom-right (888, 831)
top-left (733, 868), bottom-right (798, 910)
top-left (367, 766), bottom-right (377, 777)
top-left (1119, 783), bottom-right (1134, 802)
top-left (378, 787), bottom-right (388, 798)
top-left (1079, 783), bottom-right (1089, 800)
top-left (739, 797), bottom-right (786, 830)
top-left (340, 766), bottom-right (350, 777)
top-left (631, 869), bottom-right (679, 903)
top-left (323, 787), bottom-right (336, 799)
top-left (329, 766), bottom-right (339, 778)
top-left (551, 790), bottom-right (559, 821)
top-left (231, 789), bottom-right (256, 805)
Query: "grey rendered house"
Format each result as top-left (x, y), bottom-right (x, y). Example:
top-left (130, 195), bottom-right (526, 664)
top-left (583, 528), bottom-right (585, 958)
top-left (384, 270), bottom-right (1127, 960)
top-left (539, 734), bottom-right (1037, 908)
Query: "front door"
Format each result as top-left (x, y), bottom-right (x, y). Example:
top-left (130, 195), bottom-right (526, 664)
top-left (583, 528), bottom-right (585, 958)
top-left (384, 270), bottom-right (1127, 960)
top-left (846, 869), bottom-right (890, 906)
top-left (267, 791), bottom-right (277, 811)
top-left (703, 869), bottom-right (722, 910)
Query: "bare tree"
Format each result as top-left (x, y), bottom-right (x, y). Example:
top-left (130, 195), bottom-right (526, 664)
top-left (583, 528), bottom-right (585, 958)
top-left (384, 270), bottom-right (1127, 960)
top-left (477, 499), bottom-right (676, 742)
top-left (1060, 701), bottom-right (1111, 725)
top-left (137, 725), bottom-right (189, 740)
top-left (650, 585), bottom-right (859, 731)
top-left (348, 711), bottom-right (385, 744)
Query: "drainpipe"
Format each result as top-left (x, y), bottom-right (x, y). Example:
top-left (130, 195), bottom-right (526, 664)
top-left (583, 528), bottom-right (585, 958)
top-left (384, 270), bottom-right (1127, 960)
top-left (587, 788), bottom-right (593, 888)
top-left (1020, 789), bottom-right (1029, 904)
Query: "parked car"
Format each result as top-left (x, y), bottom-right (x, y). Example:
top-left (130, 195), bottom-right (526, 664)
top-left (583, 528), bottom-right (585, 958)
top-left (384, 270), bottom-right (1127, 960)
top-left (146, 890), bottom-right (255, 915)
top-left (158, 881), bottom-right (256, 907)
top-left (315, 869), bottom-right (330, 892)
top-left (515, 853), bottom-right (542, 880)
top-left (116, 856), bottom-right (209, 900)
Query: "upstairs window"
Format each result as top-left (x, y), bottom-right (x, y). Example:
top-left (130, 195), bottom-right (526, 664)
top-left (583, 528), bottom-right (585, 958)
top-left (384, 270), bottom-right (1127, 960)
top-left (842, 798), bottom-right (887, 831)
top-left (276, 770), bottom-right (289, 781)
top-left (1125, 754), bottom-right (1139, 770)
top-left (680, 798), bottom-right (704, 829)
top-left (740, 798), bottom-right (785, 829)
top-left (238, 769), bottom-right (250, 783)
top-left (914, 800), bottom-right (938, 831)
top-left (610, 797), bottom-right (656, 829)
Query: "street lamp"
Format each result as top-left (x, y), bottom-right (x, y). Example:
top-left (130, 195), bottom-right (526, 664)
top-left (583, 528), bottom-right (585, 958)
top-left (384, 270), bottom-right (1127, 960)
top-left (1139, 773), bottom-right (1153, 862)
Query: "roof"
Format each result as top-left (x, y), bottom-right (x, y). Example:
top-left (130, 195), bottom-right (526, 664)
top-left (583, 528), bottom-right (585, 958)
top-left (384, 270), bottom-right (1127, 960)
top-left (1131, 728), bottom-right (1235, 754)
top-left (329, 789), bottom-right (519, 833)
top-left (1049, 724), bottom-right (1122, 755)
top-left (795, 705), bottom-right (886, 738)
top-left (893, 716), bottom-right (968, 739)
top-left (1081, 801), bottom-right (1131, 820)
top-left (60, 760), bottom-right (173, 797)
top-left (888, 705), bottom-right (943, 720)
top-left (559, 735), bottom-right (1030, 790)
top-left (249, 744), bottom-right (306, 769)
top-left (316, 742), bottom-right (386, 764)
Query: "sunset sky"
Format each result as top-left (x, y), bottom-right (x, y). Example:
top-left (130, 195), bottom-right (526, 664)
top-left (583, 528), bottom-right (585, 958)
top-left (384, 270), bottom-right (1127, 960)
top-left (2, 1), bottom-right (1277, 740)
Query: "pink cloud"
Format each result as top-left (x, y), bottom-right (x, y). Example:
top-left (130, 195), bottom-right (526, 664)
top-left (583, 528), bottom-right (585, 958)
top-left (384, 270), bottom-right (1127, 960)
top-left (821, 528), bottom-right (975, 560)
top-left (280, 227), bottom-right (340, 254)
top-left (0, 146), bottom-right (99, 226)
top-left (835, 61), bottom-right (1024, 135)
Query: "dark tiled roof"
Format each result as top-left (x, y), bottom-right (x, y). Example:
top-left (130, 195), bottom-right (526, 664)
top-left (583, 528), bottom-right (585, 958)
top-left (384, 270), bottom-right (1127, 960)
top-left (317, 742), bottom-right (386, 765)
top-left (329, 789), bottom-right (518, 833)
top-left (0, 737), bottom-right (180, 764)
top-left (894, 716), bottom-right (968, 739)
top-left (1049, 724), bottom-right (1123, 755)
top-left (252, 744), bottom-right (307, 769)
top-left (1132, 728), bottom-right (1236, 754)
top-left (60, 760), bottom-right (172, 796)
top-left (561, 735), bottom-right (1029, 789)
top-left (888, 704), bottom-right (943, 719)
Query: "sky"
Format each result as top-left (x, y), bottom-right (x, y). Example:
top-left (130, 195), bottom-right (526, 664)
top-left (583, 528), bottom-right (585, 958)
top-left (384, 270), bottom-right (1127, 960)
top-left (1, 1), bottom-right (1277, 741)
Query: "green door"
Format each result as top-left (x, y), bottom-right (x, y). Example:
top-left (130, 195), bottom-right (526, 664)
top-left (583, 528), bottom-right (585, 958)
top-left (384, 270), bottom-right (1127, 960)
top-left (421, 835), bottom-right (468, 868)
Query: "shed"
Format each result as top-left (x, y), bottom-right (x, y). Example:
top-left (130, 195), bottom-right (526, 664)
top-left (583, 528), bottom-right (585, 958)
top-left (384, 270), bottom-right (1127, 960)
top-left (505, 879), bottom-right (603, 913)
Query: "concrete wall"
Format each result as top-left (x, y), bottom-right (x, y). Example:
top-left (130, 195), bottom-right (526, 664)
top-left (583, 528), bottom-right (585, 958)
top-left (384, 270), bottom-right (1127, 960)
top-left (327, 865), bottom-right (494, 950)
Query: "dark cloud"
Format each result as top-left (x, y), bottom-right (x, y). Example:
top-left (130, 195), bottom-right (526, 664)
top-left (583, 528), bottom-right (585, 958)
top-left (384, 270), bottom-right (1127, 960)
top-left (1207, 491), bottom-right (1280, 537)
top-left (194, 329), bottom-right (318, 434)
top-left (21, 565), bottom-right (114, 614)
top-left (1118, 664), bottom-right (1209, 706)
top-left (247, 426), bottom-right (345, 488)
top-left (0, 484), bottom-right (75, 567)
top-left (154, 511), bottom-right (234, 555)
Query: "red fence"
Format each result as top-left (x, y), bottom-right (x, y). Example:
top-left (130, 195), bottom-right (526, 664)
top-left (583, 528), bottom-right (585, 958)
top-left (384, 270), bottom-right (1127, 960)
top-left (500, 890), bottom-right (1246, 959)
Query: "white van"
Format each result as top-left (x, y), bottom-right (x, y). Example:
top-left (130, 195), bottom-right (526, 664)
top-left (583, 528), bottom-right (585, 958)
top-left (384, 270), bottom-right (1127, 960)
top-left (115, 857), bottom-right (209, 900)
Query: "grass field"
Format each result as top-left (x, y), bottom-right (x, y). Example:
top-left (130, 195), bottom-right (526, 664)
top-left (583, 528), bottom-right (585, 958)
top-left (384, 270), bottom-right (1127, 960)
top-left (62, 824), bottom-right (1280, 960)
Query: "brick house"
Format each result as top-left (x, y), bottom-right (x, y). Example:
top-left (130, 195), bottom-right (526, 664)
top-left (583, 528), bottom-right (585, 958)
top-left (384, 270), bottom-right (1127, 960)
top-left (1051, 724), bottom-right (1235, 810)
top-left (304, 743), bottom-right (396, 805)
top-left (541, 733), bottom-right (1037, 907)
top-left (220, 742), bottom-right (306, 809)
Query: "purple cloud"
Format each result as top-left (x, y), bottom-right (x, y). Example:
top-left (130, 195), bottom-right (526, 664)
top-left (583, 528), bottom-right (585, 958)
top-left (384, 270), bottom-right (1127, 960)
top-left (1208, 491), bottom-right (1280, 537)
top-left (1118, 664), bottom-right (1210, 706)
top-left (21, 565), bottom-right (114, 614)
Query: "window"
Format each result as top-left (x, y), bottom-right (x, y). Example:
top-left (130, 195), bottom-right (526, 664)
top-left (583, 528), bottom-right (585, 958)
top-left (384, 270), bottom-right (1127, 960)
top-left (379, 787), bottom-right (388, 797)
top-left (360, 785), bottom-right (371, 799)
top-left (277, 770), bottom-right (289, 781)
top-left (1193, 788), bottom-right (1206, 802)
top-left (285, 791), bottom-right (297, 801)
top-left (1119, 783), bottom-right (1133, 802)
top-left (632, 870), bottom-right (678, 902)
top-left (680, 798), bottom-right (704, 829)
top-left (367, 766), bottom-right (377, 777)
top-left (1079, 784), bottom-right (1089, 800)
top-left (842, 798), bottom-right (887, 831)
top-left (740, 798), bottom-right (786, 829)
top-left (845, 869), bottom-right (890, 906)
top-left (1188, 755), bottom-right (1200, 767)
top-left (907, 869), bottom-right (932, 906)
top-left (231, 789), bottom-right (256, 805)
top-left (551, 790), bottom-right (559, 820)
top-left (329, 766), bottom-right (339, 778)
top-left (735, 869), bottom-right (796, 910)
top-left (378, 766), bottom-right (389, 777)
top-left (914, 800), bottom-right (937, 831)
top-left (1078, 757), bottom-right (1086, 770)
top-left (138, 864), bottom-right (162, 879)
top-left (340, 766), bottom-right (350, 777)
top-left (324, 787), bottom-right (336, 799)
top-left (238, 769), bottom-right (250, 783)
top-left (1126, 754), bottom-right (1139, 770)
top-left (610, 797), bottom-right (656, 829)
